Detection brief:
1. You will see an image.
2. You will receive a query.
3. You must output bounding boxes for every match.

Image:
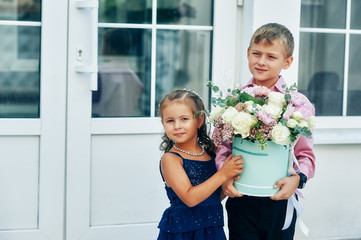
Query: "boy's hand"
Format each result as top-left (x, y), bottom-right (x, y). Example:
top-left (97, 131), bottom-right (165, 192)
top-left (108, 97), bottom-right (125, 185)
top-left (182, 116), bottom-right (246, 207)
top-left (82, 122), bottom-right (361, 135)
top-left (222, 178), bottom-right (243, 198)
top-left (271, 174), bottom-right (300, 200)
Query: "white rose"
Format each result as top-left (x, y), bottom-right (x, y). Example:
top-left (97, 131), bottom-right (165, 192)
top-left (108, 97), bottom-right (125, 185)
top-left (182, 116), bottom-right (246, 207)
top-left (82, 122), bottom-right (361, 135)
top-left (232, 112), bottom-right (257, 138)
top-left (262, 104), bottom-right (282, 120)
top-left (244, 101), bottom-right (261, 113)
top-left (299, 120), bottom-right (308, 128)
top-left (292, 111), bottom-right (303, 121)
top-left (222, 107), bottom-right (238, 124)
top-left (209, 106), bottom-right (225, 122)
top-left (307, 116), bottom-right (316, 129)
top-left (268, 92), bottom-right (285, 107)
top-left (286, 119), bottom-right (298, 128)
top-left (271, 123), bottom-right (291, 146)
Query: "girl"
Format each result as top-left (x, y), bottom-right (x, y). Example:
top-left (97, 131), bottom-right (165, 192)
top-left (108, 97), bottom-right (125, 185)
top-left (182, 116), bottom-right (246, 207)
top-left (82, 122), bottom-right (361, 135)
top-left (157, 89), bottom-right (244, 240)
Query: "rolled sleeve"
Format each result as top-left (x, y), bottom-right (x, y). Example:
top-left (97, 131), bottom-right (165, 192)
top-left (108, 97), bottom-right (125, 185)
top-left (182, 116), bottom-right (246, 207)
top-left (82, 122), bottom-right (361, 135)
top-left (293, 94), bottom-right (316, 180)
top-left (215, 142), bottom-right (232, 170)
top-left (294, 135), bottom-right (316, 179)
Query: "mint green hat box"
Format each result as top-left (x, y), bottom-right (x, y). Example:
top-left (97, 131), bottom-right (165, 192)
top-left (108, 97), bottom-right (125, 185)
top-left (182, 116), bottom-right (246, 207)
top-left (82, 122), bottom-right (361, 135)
top-left (232, 137), bottom-right (289, 197)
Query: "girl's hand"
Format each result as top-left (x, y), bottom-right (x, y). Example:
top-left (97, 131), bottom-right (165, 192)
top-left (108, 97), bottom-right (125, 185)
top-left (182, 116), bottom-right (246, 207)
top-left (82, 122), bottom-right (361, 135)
top-left (219, 154), bottom-right (244, 179)
top-left (270, 174), bottom-right (300, 200)
top-left (161, 153), bottom-right (243, 207)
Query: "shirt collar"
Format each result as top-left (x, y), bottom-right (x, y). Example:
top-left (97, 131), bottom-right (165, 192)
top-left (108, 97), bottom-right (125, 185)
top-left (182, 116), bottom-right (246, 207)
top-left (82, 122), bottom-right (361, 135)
top-left (242, 76), bottom-right (288, 93)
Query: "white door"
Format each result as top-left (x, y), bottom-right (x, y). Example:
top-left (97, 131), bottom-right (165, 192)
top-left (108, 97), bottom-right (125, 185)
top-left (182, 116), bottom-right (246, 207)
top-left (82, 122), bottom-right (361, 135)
top-left (1, 0), bottom-right (234, 239)
top-left (66, 1), bottom-right (215, 239)
top-left (0, 1), bottom-right (67, 240)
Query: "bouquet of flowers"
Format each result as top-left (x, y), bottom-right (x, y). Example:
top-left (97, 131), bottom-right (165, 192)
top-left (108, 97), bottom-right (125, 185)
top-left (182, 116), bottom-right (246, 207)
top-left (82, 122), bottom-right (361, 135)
top-left (208, 82), bottom-right (315, 150)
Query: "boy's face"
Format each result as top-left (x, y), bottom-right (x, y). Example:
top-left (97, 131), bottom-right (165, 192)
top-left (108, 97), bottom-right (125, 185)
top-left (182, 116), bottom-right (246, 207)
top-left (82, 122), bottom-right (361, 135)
top-left (247, 39), bottom-right (293, 88)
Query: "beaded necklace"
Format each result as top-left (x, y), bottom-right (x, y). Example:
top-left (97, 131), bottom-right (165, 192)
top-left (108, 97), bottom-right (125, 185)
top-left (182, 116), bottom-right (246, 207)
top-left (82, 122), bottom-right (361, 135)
top-left (173, 145), bottom-right (205, 156)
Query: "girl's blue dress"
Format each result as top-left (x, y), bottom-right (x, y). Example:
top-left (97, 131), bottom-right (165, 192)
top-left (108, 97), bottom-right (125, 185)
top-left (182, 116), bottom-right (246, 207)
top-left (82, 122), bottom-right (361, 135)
top-left (157, 152), bottom-right (226, 240)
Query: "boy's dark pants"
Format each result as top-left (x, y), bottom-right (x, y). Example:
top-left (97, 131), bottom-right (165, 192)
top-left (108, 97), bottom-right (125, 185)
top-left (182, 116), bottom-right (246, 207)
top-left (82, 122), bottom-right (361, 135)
top-left (226, 195), bottom-right (297, 240)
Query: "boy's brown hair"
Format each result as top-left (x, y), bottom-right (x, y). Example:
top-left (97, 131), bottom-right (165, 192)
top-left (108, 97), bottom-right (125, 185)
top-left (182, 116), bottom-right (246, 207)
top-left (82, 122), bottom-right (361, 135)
top-left (249, 23), bottom-right (294, 58)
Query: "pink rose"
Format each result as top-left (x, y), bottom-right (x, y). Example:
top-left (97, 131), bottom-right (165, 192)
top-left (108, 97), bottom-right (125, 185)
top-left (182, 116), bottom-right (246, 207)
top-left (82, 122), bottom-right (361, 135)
top-left (283, 104), bottom-right (296, 120)
top-left (254, 86), bottom-right (270, 97)
top-left (255, 110), bottom-right (276, 126)
top-left (242, 87), bottom-right (256, 97)
top-left (290, 92), bottom-right (306, 107)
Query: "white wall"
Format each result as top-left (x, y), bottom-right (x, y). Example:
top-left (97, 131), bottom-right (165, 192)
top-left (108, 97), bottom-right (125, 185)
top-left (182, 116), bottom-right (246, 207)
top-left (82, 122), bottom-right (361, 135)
top-left (295, 144), bottom-right (361, 239)
top-left (212, 0), bottom-right (238, 89)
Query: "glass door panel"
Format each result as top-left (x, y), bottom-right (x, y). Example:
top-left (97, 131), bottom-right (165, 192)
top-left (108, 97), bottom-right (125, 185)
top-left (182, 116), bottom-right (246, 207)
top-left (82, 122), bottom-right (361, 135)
top-left (351, 0), bottom-right (361, 30)
top-left (99, 0), bottom-right (152, 24)
top-left (347, 34), bottom-right (361, 116)
top-left (157, 0), bottom-right (212, 25)
top-left (300, 0), bottom-right (346, 29)
top-left (92, 28), bottom-right (151, 117)
top-left (93, 0), bottom-right (213, 118)
top-left (298, 32), bottom-right (345, 116)
top-left (0, 3), bottom-right (41, 118)
top-left (155, 29), bottom-right (211, 114)
top-left (0, 1), bottom-right (41, 21)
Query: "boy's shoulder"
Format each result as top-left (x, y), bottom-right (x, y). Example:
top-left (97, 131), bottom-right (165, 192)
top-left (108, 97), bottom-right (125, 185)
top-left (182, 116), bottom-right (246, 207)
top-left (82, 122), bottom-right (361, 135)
top-left (290, 91), bottom-right (315, 116)
top-left (292, 91), bottom-right (312, 104)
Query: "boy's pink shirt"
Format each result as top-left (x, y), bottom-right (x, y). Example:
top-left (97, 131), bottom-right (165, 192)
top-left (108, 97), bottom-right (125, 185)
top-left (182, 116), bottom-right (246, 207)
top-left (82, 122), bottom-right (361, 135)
top-left (214, 76), bottom-right (316, 180)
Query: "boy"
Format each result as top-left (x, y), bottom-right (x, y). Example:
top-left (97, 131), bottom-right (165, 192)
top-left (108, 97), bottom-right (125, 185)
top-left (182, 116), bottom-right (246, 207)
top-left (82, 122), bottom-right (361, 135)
top-left (214, 23), bottom-right (316, 239)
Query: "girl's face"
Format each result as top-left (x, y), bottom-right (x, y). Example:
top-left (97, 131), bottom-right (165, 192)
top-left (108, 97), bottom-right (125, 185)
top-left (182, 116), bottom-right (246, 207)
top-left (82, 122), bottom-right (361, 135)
top-left (161, 102), bottom-right (203, 146)
top-left (247, 40), bottom-right (293, 88)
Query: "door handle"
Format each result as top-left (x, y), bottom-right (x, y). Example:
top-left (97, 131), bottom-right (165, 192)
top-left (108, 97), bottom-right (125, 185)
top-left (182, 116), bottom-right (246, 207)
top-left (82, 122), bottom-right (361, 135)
top-left (75, 0), bottom-right (99, 91)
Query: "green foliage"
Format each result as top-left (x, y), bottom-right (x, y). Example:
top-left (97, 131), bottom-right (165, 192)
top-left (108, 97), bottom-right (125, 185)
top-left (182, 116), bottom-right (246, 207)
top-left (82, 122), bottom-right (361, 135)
top-left (279, 118), bottom-right (287, 126)
top-left (284, 93), bottom-right (291, 102)
top-left (291, 125), bottom-right (312, 139)
top-left (208, 81), bottom-right (264, 108)
top-left (239, 92), bottom-right (264, 105)
top-left (285, 83), bottom-right (298, 93)
top-left (255, 132), bottom-right (268, 150)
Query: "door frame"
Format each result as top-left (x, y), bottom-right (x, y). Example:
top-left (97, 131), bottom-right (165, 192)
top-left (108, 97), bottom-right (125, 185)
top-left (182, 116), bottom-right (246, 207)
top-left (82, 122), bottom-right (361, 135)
top-left (38, 1), bottom-right (68, 239)
top-left (0, 1), bottom-right (67, 239)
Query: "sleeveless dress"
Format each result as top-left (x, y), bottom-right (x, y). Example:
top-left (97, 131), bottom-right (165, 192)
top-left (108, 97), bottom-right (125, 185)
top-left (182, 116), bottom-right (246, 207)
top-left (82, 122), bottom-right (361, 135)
top-left (157, 152), bottom-right (226, 240)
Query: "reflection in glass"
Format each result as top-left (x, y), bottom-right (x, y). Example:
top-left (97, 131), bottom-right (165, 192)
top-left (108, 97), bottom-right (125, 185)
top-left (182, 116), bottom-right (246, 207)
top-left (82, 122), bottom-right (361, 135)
top-left (298, 32), bottom-right (345, 116)
top-left (92, 28), bottom-right (151, 117)
top-left (351, 0), bottom-right (361, 30)
top-left (347, 35), bottom-right (361, 116)
top-left (99, 0), bottom-right (152, 24)
top-left (0, 0), bottom-right (41, 21)
top-left (155, 30), bottom-right (211, 115)
top-left (300, 0), bottom-right (346, 29)
top-left (157, 0), bottom-right (212, 25)
top-left (0, 26), bottom-right (40, 118)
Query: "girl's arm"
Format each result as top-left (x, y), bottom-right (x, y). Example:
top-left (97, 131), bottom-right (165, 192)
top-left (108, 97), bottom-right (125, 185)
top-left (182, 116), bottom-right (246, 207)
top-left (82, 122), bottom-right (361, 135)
top-left (161, 152), bottom-right (243, 207)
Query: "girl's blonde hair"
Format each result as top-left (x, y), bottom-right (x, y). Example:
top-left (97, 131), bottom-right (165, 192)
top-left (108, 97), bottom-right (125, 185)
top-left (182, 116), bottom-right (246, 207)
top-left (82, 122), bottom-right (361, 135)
top-left (158, 89), bottom-right (215, 155)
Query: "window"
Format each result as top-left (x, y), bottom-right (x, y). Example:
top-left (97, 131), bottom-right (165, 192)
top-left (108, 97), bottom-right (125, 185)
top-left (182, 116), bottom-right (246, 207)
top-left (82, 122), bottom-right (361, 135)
top-left (92, 0), bottom-right (213, 118)
top-left (0, 0), bottom-right (41, 118)
top-left (298, 0), bottom-right (361, 116)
